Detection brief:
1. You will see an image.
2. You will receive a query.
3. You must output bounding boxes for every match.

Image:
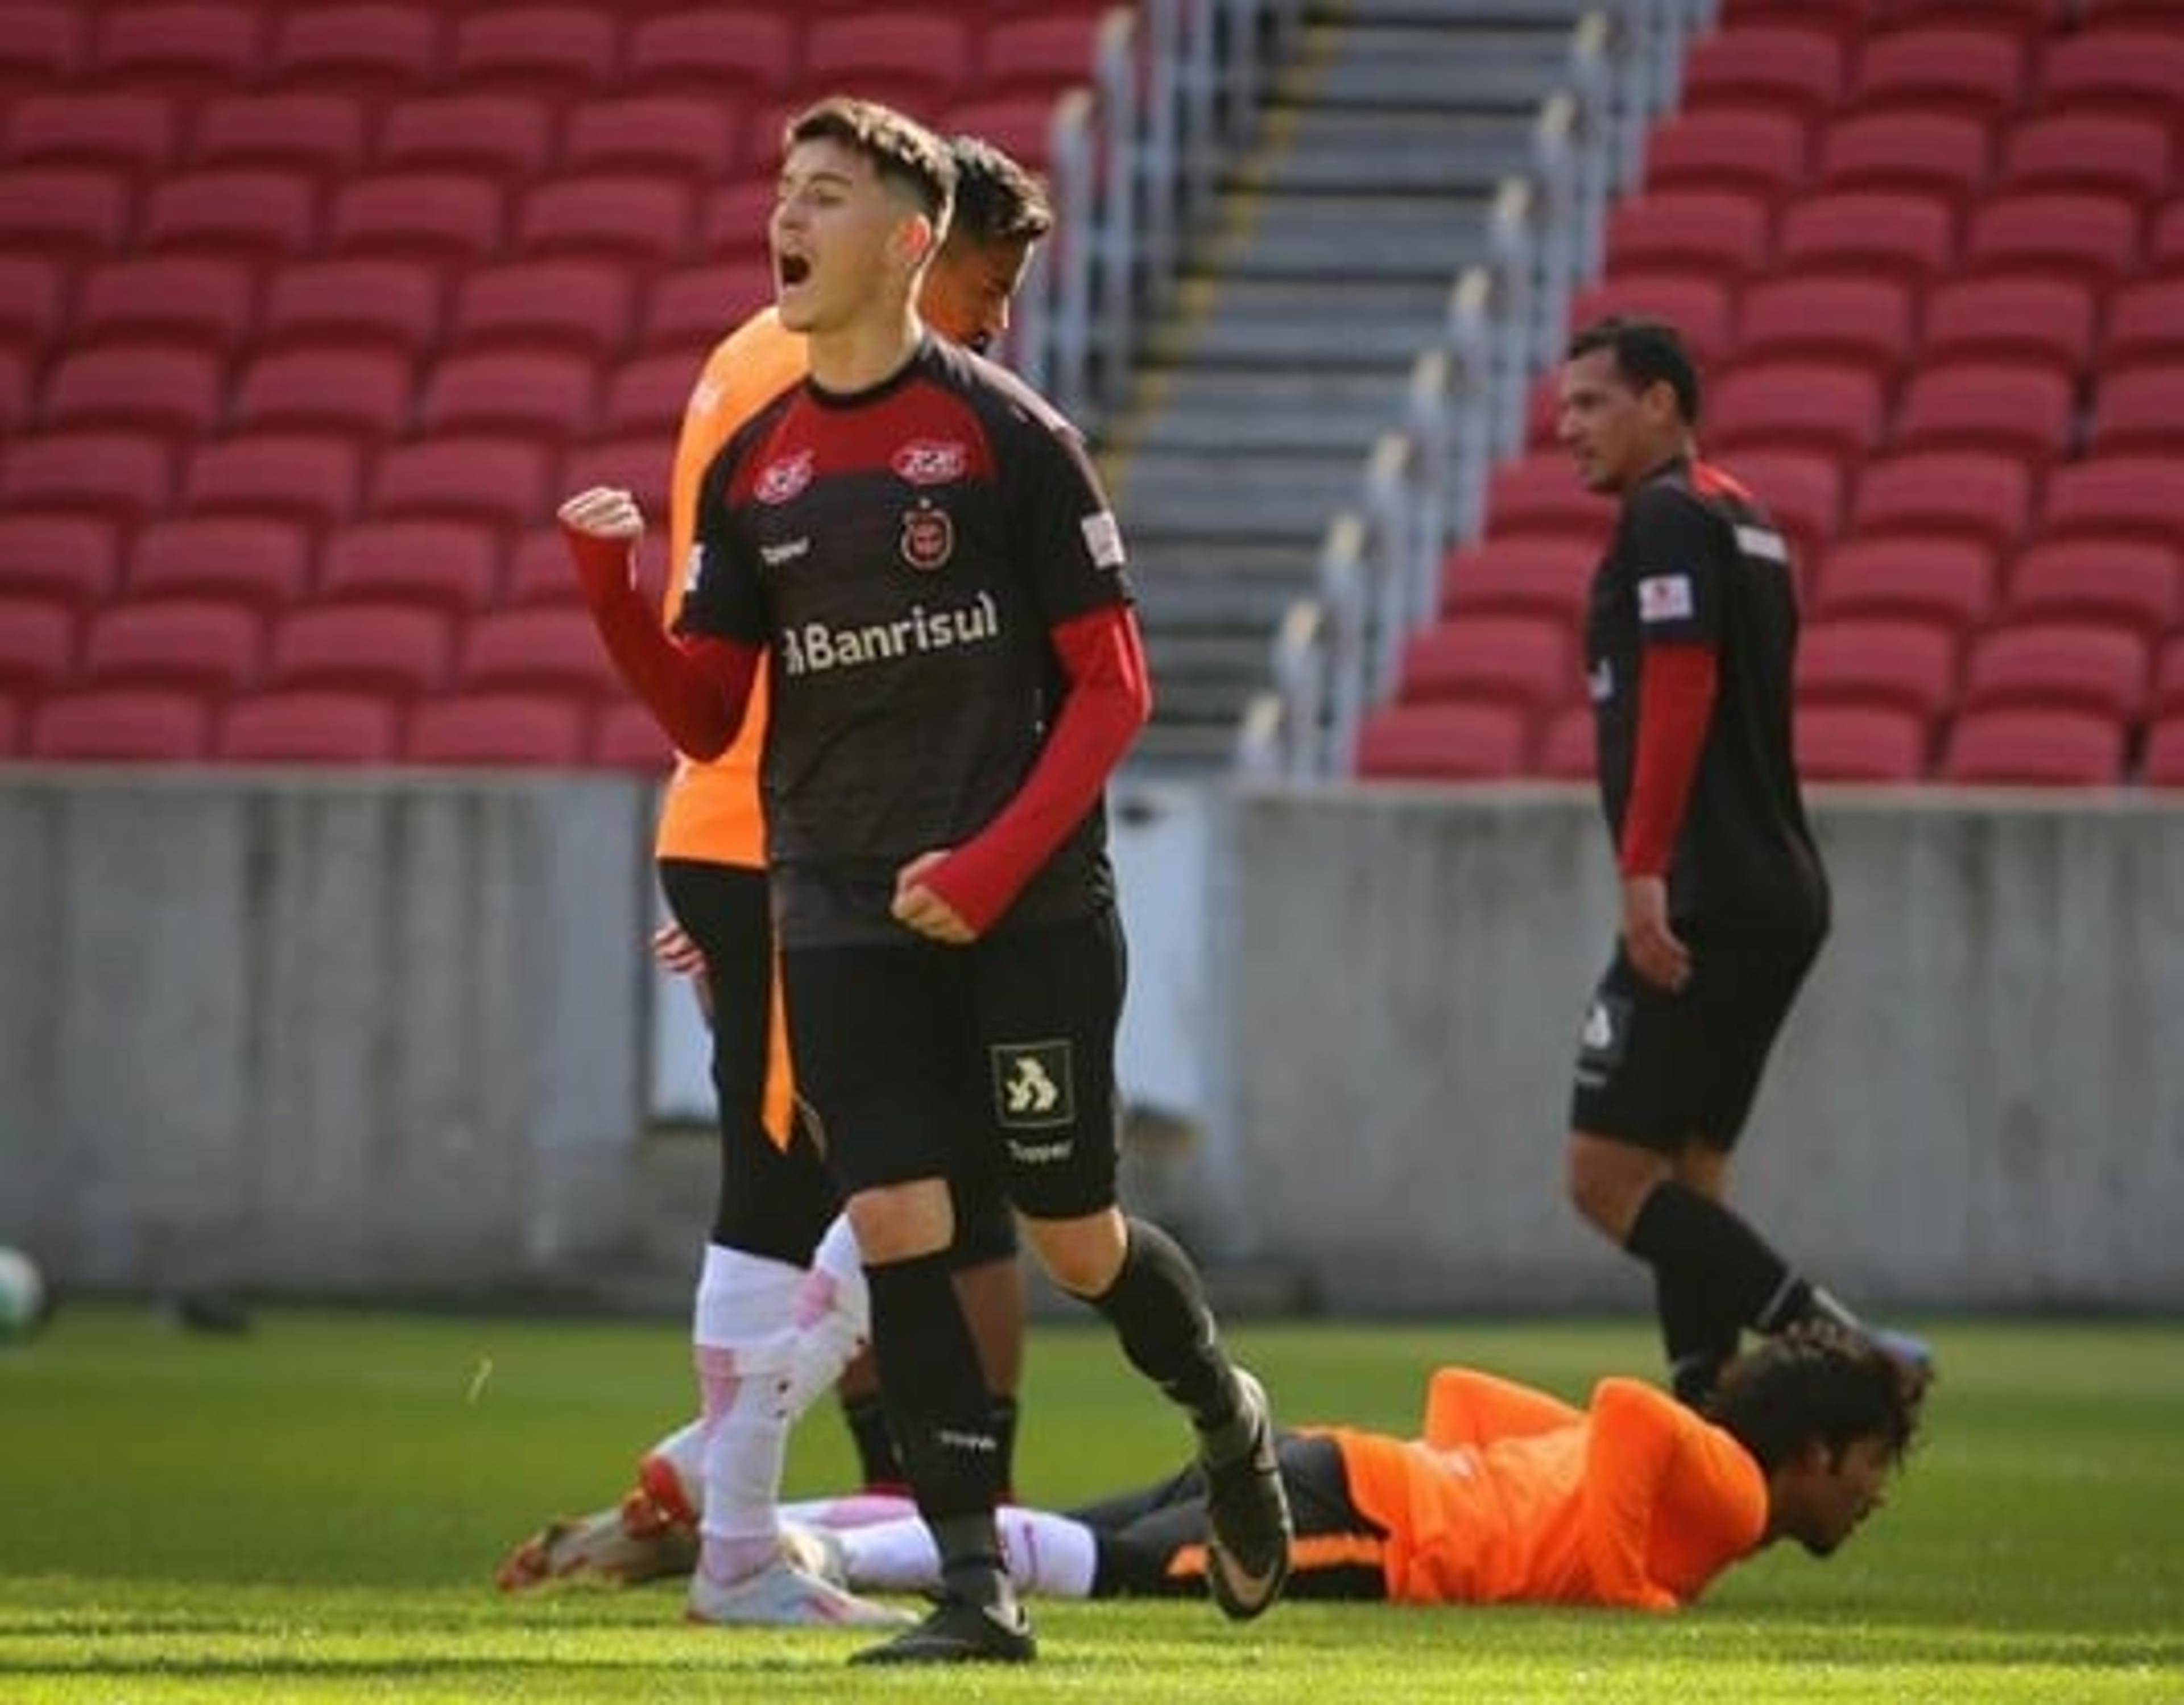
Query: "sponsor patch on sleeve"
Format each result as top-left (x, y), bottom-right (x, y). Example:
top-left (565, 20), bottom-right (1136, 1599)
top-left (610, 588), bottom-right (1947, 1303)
top-left (682, 544), bottom-right (705, 595)
top-left (1636, 572), bottom-right (1694, 623)
top-left (1080, 510), bottom-right (1126, 570)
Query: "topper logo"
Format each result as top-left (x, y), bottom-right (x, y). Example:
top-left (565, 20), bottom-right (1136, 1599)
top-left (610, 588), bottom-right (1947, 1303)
top-left (892, 440), bottom-right (967, 486)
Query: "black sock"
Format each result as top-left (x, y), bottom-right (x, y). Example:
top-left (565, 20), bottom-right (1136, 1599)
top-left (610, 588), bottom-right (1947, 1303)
top-left (990, 1393), bottom-right (1020, 1500)
top-left (839, 1390), bottom-right (906, 1490)
top-left (1653, 1267), bottom-right (1740, 1406)
top-left (1082, 1217), bottom-right (1238, 1432)
top-left (1624, 1180), bottom-right (1815, 1335)
top-left (864, 1251), bottom-right (1003, 1523)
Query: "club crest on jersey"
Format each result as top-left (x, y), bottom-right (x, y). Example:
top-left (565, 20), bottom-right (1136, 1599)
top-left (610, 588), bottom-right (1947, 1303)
top-left (899, 501), bottom-right (954, 572)
top-left (755, 449), bottom-right (814, 505)
top-left (892, 439), bottom-right (967, 486)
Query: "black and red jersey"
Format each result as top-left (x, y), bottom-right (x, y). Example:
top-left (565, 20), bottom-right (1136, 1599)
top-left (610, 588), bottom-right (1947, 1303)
top-left (680, 335), bottom-right (1135, 946)
top-left (1585, 457), bottom-right (1829, 939)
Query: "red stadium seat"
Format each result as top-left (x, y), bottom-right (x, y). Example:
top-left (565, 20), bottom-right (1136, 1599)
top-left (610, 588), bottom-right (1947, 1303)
top-left (183, 432), bottom-right (362, 531)
top-left (376, 94), bottom-right (556, 181)
top-left (1997, 113), bottom-right (2171, 207)
top-left (804, 15), bottom-right (970, 113)
top-left (1603, 191), bottom-right (1772, 284)
top-left (1482, 452), bottom-right (1615, 548)
top-left (259, 259), bottom-right (442, 356)
top-left (41, 342), bottom-right (224, 443)
top-left (325, 171), bottom-right (506, 267)
top-left (1641, 109), bottom-right (1808, 199)
top-left (139, 167), bottom-right (318, 263)
top-left (558, 436), bottom-right (669, 533)
top-left (0, 254), bottom-right (67, 350)
top-left (127, 517), bottom-right (312, 612)
top-left (318, 519), bottom-right (502, 614)
top-left (371, 437), bottom-right (553, 534)
top-left (640, 261), bottom-right (777, 357)
top-left (0, 164), bottom-right (135, 262)
top-left (592, 702), bottom-right (672, 771)
top-left (266, 602), bottom-right (453, 697)
top-left (1353, 701), bottom-right (1532, 782)
top-left (29, 688), bottom-right (212, 761)
top-left (2037, 28), bottom-right (2184, 131)
top-left (1680, 26), bottom-right (1846, 125)
top-left (2156, 634), bottom-right (2184, 717)
top-left (1850, 451), bottom-right (2036, 556)
top-left (0, 593), bottom-right (78, 693)
top-left (2102, 279), bottom-right (2184, 372)
top-left (448, 260), bottom-right (635, 362)
top-left (445, 5), bottom-right (618, 100)
top-left (82, 598), bottom-right (262, 695)
top-left (0, 513), bottom-right (121, 610)
top-left (2145, 202), bottom-right (2184, 279)
top-left (1961, 622), bottom-right (2149, 719)
top-left (0, 1), bottom-right (86, 91)
top-left (1, 430), bottom-right (172, 521)
top-left (513, 174), bottom-right (693, 268)
top-left (264, 3), bottom-right (442, 96)
top-left (2089, 364), bottom-right (2184, 458)
top-left (503, 526), bottom-right (584, 608)
top-left (1796, 617), bottom-right (1959, 720)
top-left (417, 350), bottom-right (598, 447)
top-left (2040, 455), bottom-right (2184, 551)
top-left (89, 2), bottom-right (264, 94)
top-left (1811, 112), bottom-right (1990, 206)
top-left (1921, 275), bottom-right (2096, 378)
top-left (455, 605), bottom-right (620, 698)
top-left (1940, 706), bottom-right (2125, 786)
top-left (565, 97), bottom-right (742, 185)
top-left (2141, 713), bottom-right (2184, 788)
top-left (231, 348), bottom-right (416, 444)
top-left (980, 12), bottom-right (1104, 100)
top-left (1775, 191), bottom-right (1956, 286)
top-left (217, 689), bottom-right (402, 763)
top-left (1843, 26), bottom-right (2029, 125)
top-left (76, 257), bottom-right (257, 356)
top-left (1707, 361), bottom-right (1887, 466)
top-left (1810, 535), bottom-right (1998, 630)
top-left (1565, 273), bottom-right (1736, 371)
top-left (1794, 703), bottom-right (1930, 783)
top-left (1886, 0), bottom-right (2064, 38)
top-left (944, 94), bottom-right (1068, 174)
top-left (2004, 539), bottom-right (2179, 642)
top-left (1438, 535), bottom-right (1595, 623)
top-left (1891, 362), bottom-right (2075, 464)
top-left (599, 352), bottom-right (700, 441)
top-left (6, 92), bottom-right (183, 179)
top-left (0, 342), bottom-right (24, 434)
top-left (191, 93), bottom-right (372, 179)
top-left (1393, 616), bottom-right (1573, 719)
top-left (621, 7), bottom-right (796, 101)
top-left (1961, 193), bottom-right (2142, 291)
top-left (1536, 703), bottom-right (1595, 780)
top-left (405, 691), bottom-right (587, 765)
top-left (1733, 278), bottom-right (1912, 381)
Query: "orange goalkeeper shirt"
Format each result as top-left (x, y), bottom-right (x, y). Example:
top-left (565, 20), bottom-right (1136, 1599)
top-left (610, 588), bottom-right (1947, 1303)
top-left (1323, 1370), bottom-right (1768, 1610)
top-left (651, 306), bottom-right (808, 868)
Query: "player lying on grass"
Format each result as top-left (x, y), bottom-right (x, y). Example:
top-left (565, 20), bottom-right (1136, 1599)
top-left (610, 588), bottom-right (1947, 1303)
top-left (783, 1321), bottom-right (1919, 1613)
top-left (502, 1322), bottom-right (1918, 1612)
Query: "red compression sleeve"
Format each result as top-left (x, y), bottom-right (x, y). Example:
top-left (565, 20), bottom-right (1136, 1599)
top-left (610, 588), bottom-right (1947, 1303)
top-left (1618, 641), bottom-right (1717, 877)
top-left (920, 604), bottom-right (1152, 935)
top-left (562, 523), bottom-right (758, 759)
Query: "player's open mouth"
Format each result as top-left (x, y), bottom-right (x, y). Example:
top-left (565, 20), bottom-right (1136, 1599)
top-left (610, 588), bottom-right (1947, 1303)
top-left (779, 254), bottom-right (812, 287)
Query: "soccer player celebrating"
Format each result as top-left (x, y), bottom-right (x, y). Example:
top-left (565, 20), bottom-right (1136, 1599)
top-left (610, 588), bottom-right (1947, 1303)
top-left (1553, 316), bottom-right (1932, 1407)
top-left (559, 96), bottom-right (1291, 1664)
top-left (783, 1324), bottom-right (1920, 1612)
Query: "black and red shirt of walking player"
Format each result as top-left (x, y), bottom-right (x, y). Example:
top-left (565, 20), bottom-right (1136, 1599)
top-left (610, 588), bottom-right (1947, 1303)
top-left (578, 333), bottom-right (1146, 948)
top-left (1561, 318), bottom-right (1829, 944)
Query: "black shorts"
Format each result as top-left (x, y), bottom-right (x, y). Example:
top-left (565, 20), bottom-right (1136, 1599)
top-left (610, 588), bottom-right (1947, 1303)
top-left (782, 909), bottom-right (1125, 1222)
top-left (1568, 929), bottom-right (1822, 1153)
top-left (658, 858), bottom-right (1017, 1268)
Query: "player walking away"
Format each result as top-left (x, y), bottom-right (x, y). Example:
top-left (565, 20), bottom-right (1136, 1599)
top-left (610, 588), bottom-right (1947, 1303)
top-left (1554, 316), bottom-right (1933, 1408)
top-left (559, 96), bottom-right (1291, 1664)
top-left (497, 133), bottom-right (1058, 1632)
top-left (781, 1323), bottom-right (1920, 1612)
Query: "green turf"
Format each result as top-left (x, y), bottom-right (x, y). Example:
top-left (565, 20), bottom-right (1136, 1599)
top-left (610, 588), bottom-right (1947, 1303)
top-left (2, 1307), bottom-right (2179, 1702)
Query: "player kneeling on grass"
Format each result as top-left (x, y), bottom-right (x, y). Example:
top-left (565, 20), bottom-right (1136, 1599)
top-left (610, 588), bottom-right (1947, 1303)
top-left (779, 1323), bottom-right (1920, 1613)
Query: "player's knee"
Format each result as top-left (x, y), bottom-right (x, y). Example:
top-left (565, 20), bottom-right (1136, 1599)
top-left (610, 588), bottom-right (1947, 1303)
top-left (846, 1180), bottom-right (954, 1265)
top-left (1023, 1209), bottom-right (1127, 1297)
top-left (1565, 1136), bottom-right (1657, 1241)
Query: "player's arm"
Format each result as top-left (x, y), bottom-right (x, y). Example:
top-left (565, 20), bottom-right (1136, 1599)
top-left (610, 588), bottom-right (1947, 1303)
top-left (560, 487), bottom-right (758, 760)
top-left (1615, 486), bottom-right (1724, 990)
top-left (1421, 1368), bottom-right (1582, 1449)
top-left (1578, 1377), bottom-right (1689, 1612)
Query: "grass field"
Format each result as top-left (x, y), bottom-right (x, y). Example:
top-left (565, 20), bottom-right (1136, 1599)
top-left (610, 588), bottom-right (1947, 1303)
top-left (2, 1306), bottom-right (2179, 1703)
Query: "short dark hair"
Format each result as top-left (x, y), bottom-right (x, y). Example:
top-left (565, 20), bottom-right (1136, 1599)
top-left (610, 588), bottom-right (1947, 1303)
top-left (1566, 315), bottom-right (1702, 425)
top-left (945, 134), bottom-right (1053, 248)
top-left (1704, 1322), bottom-right (1922, 1476)
top-left (783, 96), bottom-right (956, 230)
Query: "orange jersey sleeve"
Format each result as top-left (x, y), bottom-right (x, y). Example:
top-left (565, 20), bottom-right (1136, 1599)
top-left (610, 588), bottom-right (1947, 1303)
top-left (651, 307), bottom-right (809, 868)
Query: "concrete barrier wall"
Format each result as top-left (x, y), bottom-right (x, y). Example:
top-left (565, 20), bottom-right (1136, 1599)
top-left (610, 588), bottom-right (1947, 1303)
top-left (1215, 783), bottom-right (2184, 1311)
top-left (3, 770), bottom-right (2178, 1311)
top-left (0, 770), bottom-right (654, 1298)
